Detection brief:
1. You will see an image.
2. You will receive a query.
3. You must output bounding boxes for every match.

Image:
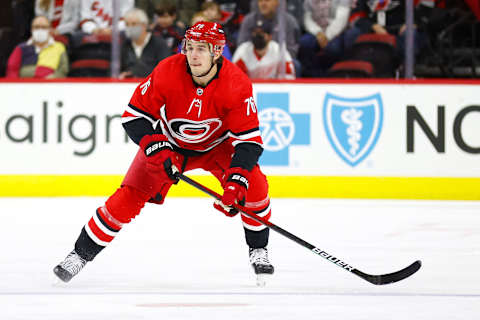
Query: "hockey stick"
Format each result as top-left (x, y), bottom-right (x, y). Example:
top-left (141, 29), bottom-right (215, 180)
top-left (176, 172), bottom-right (422, 285)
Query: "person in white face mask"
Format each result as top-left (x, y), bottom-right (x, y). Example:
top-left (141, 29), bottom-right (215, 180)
top-left (6, 16), bottom-right (69, 78)
top-left (119, 8), bottom-right (170, 79)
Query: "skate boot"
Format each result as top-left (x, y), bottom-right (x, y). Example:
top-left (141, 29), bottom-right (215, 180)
top-left (249, 247), bottom-right (274, 287)
top-left (53, 250), bottom-right (87, 283)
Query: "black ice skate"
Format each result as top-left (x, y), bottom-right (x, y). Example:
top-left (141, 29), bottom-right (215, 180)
top-left (249, 247), bottom-right (274, 287)
top-left (53, 250), bottom-right (87, 283)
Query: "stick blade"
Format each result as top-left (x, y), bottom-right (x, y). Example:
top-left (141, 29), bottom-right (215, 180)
top-left (361, 260), bottom-right (422, 285)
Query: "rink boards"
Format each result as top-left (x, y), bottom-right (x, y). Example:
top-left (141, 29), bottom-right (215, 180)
top-left (0, 79), bottom-right (479, 199)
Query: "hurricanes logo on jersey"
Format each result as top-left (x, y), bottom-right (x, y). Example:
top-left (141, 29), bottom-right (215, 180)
top-left (168, 118), bottom-right (222, 143)
top-left (187, 98), bottom-right (203, 117)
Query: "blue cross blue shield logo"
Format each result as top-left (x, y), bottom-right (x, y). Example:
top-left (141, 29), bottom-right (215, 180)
top-left (323, 93), bottom-right (383, 167)
top-left (256, 92), bottom-right (310, 166)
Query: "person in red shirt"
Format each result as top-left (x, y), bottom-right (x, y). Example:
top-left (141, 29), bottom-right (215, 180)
top-left (53, 21), bottom-right (274, 286)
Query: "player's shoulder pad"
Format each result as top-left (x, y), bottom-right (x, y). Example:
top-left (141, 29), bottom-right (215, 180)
top-left (151, 53), bottom-right (186, 79)
top-left (221, 58), bottom-right (253, 95)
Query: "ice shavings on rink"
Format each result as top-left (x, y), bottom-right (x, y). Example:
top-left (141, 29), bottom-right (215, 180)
top-left (0, 197), bottom-right (479, 320)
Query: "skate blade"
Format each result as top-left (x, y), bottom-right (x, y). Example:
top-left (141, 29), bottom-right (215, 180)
top-left (51, 268), bottom-right (70, 287)
top-left (256, 273), bottom-right (272, 287)
top-left (51, 273), bottom-right (67, 287)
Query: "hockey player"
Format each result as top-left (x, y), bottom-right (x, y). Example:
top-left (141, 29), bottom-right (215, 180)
top-left (53, 21), bottom-right (274, 286)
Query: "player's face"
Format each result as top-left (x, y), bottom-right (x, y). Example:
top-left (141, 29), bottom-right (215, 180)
top-left (185, 41), bottom-right (214, 76)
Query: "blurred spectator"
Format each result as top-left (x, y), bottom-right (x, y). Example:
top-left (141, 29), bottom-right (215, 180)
top-left (233, 20), bottom-right (295, 79)
top-left (135, 0), bottom-right (198, 30)
top-left (299, 0), bottom-right (352, 77)
top-left (35, 0), bottom-right (80, 35)
top-left (12, 0), bottom-right (35, 45)
top-left (250, 0), bottom-right (304, 30)
top-left (6, 15), bottom-right (69, 78)
top-left (0, 1), bottom-right (14, 76)
top-left (67, 0), bottom-right (134, 76)
top-left (152, 4), bottom-right (184, 55)
top-left (79, 0), bottom-right (134, 35)
top-left (202, 1), bottom-right (223, 23)
top-left (214, 0), bottom-right (251, 21)
top-left (345, 0), bottom-right (428, 58)
top-left (200, 1), bottom-right (237, 53)
top-left (203, 0), bottom-right (251, 47)
top-left (238, 0), bottom-right (301, 60)
top-left (209, 1), bottom-right (251, 29)
top-left (191, 11), bottom-right (208, 25)
top-left (120, 8), bottom-right (170, 79)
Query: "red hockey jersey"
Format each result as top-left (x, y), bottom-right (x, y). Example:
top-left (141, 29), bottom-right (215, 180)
top-left (122, 54), bottom-right (263, 154)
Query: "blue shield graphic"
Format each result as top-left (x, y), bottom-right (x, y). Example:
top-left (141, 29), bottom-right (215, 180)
top-left (323, 93), bottom-right (383, 167)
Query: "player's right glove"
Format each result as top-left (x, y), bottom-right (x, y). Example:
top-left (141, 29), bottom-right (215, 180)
top-left (213, 167), bottom-right (250, 217)
top-left (139, 134), bottom-right (179, 183)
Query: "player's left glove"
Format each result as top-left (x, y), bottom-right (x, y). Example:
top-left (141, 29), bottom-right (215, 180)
top-left (214, 167), bottom-right (250, 217)
top-left (139, 134), bottom-right (179, 183)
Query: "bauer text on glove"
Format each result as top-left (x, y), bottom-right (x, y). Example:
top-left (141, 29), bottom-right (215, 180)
top-left (139, 134), bottom-right (179, 182)
top-left (213, 167), bottom-right (250, 217)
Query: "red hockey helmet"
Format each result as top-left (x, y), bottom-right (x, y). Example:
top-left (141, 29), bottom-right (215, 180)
top-left (182, 21), bottom-right (226, 56)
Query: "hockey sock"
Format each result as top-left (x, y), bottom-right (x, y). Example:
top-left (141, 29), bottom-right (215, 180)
top-left (240, 197), bottom-right (271, 235)
top-left (241, 198), bottom-right (271, 248)
top-left (244, 228), bottom-right (269, 249)
top-left (75, 206), bottom-right (122, 261)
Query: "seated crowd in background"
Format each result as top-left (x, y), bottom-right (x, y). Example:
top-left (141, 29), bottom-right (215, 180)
top-left (6, 15), bottom-right (69, 78)
top-left (233, 19), bottom-right (296, 79)
top-left (2, 0), bottom-right (479, 79)
top-left (121, 8), bottom-right (170, 79)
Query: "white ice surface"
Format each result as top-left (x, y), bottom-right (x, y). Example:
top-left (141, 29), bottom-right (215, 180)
top-left (0, 197), bottom-right (479, 320)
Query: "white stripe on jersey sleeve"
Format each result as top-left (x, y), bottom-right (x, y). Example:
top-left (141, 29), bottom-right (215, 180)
top-left (122, 104), bottom-right (158, 125)
top-left (120, 116), bottom-right (138, 123)
top-left (231, 140), bottom-right (263, 148)
top-left (230, 129), bottom-right (262, 140)
top-left (229, 129), bottom-right (263, 148)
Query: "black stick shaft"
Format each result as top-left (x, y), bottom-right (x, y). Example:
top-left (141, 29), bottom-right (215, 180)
top-left (177, 173), bottom-right (421, 285)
